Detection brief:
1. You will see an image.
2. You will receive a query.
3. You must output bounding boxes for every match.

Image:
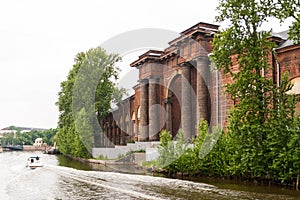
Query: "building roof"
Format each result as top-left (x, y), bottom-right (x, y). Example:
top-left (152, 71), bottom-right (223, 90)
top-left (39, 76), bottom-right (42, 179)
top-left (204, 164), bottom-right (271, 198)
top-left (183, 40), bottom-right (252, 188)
top-left (130, 23), bottom-right (298, 68)
top-left (130, 21), bottom-right (219, 67)
top-left (271, 30), bottom-right (296, 50)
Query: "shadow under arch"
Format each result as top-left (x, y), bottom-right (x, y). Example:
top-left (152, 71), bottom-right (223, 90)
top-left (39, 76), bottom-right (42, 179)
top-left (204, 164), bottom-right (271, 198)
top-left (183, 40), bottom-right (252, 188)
top-left (165, 71), bottom-right (183, 137)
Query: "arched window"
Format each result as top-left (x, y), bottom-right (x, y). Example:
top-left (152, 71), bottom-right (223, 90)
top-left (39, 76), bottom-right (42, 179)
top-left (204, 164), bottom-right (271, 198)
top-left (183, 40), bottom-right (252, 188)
top-left (131, 112), bottom-right (136, 121)
top-left (287, 77), bottom-right (300, 95)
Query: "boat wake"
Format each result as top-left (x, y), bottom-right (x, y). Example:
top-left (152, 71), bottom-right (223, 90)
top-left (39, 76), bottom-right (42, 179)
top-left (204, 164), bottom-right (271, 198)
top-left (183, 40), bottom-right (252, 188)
top-left (44, 164), bottom-right (216, 200)
top-left (4, 162), bottom-right (297, 200)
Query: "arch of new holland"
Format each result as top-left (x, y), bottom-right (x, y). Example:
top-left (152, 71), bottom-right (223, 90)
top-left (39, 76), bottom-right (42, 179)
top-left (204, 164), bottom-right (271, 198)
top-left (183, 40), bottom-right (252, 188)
top-left (93, 21), bottom-right (300, 158)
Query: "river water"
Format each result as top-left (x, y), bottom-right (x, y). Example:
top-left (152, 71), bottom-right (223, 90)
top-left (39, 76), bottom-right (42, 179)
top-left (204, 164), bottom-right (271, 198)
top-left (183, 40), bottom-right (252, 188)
top-left (1, 151), bottom-right (300, 200)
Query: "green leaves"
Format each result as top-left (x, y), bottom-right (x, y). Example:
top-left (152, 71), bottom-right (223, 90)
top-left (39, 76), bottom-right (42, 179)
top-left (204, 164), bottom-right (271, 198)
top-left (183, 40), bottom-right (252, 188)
top-left (56, 47), bottom-right (124, 158)
top-left (210, 0), bottom-right (300, 184)
top-left (289, 14), bottom-right (300, 44)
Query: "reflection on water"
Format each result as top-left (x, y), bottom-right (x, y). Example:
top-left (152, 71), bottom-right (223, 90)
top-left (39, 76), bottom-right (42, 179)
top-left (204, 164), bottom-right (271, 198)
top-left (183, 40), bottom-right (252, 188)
top-left (1, 151), bottom-right (300, 200)
top-left (56, 155), bottom-right (98, 171)
top-left (56, 155), bottom-right (146, 174)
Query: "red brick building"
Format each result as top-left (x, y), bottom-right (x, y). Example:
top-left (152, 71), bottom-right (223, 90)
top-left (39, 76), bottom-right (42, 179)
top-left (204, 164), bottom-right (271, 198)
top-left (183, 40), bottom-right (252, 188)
top-left (98, 22), bottom-right (300, 147)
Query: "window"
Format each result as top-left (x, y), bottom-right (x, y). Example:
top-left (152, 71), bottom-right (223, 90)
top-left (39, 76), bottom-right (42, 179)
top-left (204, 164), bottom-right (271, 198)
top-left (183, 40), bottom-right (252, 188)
top-left (137, 106), bottom-right (141, 119)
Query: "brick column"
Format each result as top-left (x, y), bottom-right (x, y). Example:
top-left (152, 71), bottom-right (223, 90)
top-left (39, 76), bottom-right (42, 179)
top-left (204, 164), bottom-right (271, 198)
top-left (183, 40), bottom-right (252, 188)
top-left (134, 121), bottom-right (138, 141)
top-left (112, 121), bottom-right (116, 145)
top-left (116, 127), bottom-right (121, 145)
top-left (181, 62), bottom-right (192, 140)
top-left (104, 124), bottom-right (108, 147)
top-left (196, 57), bottom-right (209, 124)
top-left (139, 79), bottom-right (149, 141)
top-left (120, 105), bottom-right (126, 145)
top-left (107, 123), bottom-right (111, 147)
top-left (149, 77), bottom-right (159, 141)
top-left (164, 97), bottom-right (172, 133)
top-left (99, 121), bottom-right (104, 147)
top-left (94, 121), bottom-right (102, 147)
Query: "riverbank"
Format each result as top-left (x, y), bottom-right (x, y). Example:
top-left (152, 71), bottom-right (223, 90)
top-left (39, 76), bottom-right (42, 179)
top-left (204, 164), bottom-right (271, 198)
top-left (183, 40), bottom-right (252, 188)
top-left (60, 151), bottom-right (300, 197)
top-left (23, 145), bottom-right (47, 151)
top-left (60, 149), bottom-right (300, 191)
top-left (146, 163), bottom-right (300, 191)
top-left (65, 152), bottom-right (146, 165)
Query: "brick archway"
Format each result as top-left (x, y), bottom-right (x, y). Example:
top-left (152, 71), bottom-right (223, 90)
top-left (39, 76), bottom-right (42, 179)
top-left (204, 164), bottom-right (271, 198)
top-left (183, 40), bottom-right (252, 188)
top-left (166, 74), bottom-right (182, 137)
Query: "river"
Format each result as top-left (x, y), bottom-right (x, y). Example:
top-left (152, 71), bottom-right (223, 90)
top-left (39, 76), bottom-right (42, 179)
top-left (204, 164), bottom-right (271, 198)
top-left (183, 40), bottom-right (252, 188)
top-left (0, 151), bottom-right (299, 200)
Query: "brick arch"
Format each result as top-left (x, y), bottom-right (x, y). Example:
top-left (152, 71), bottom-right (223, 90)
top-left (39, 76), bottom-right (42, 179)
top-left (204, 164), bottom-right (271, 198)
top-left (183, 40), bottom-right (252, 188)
top-left (165, 70), bottom-right (182, 99)
top-left (288, 77), bottom-right (300, 114)
top-left (165, 73), bottom-right (182, 137)
top-left (289, 77), bottom-right (300, 95)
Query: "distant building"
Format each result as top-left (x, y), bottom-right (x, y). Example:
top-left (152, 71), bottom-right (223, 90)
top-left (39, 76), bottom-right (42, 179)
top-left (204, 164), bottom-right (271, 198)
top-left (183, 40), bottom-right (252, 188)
top-left (33, 138), bottom-right (44, 147)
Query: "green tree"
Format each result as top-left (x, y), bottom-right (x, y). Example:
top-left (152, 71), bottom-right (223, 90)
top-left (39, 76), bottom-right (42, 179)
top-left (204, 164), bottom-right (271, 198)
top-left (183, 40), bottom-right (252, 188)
top-left (56, 47), bottom-right (123, 158)
top-left (211, 0), bottom-right (300, 180)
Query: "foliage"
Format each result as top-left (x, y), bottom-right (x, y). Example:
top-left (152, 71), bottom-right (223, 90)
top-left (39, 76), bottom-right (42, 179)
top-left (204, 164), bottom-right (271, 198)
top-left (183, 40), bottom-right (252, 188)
top-left (56, 47), bottom-right (124, 158)
top-left (269, 0), bottom-right (300, 44)
top-left (156, 130), bottom-right (191, 174)
top-left (155, 121), bottom-right (224, 176)
top-left (0, 129), bottom-right (56, 146)
top-left (210, 0), bottom-right (300, 183)
top-left (156, 130), bottom-right (176, 173)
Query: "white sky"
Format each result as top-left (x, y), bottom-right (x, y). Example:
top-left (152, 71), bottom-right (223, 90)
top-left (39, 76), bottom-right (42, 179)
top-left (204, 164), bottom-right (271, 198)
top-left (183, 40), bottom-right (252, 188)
top-left (0, 0), bottom-right (293, 129)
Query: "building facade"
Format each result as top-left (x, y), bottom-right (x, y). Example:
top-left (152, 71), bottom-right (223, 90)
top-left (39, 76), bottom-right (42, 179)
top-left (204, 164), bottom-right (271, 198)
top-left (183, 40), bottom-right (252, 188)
top-left (98, 21), bottom-right (300, 147)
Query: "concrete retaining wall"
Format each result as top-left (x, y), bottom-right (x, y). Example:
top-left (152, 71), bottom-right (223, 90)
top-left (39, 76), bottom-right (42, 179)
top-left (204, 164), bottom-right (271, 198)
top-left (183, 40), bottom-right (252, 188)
top-left (92, 141), bottom-right (160, 160)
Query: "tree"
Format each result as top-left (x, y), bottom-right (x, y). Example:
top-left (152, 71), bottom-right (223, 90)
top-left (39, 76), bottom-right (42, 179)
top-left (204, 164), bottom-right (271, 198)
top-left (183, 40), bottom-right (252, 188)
top-left (211, 0), bottom-right (300, 179)
top-left (56, 52), bottom-right (85, 156)
top-left (56, 47), bottom-right (124, 158)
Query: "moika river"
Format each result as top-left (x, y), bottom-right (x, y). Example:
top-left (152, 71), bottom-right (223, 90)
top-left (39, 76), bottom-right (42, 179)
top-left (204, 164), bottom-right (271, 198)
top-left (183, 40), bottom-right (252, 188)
top-left (1, 151), bottom-right (300, 200)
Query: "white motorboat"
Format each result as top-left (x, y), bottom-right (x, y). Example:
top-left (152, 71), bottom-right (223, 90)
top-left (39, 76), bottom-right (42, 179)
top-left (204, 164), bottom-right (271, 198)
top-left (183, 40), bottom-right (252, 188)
top-left (26, 156), bottom-right (43, 169)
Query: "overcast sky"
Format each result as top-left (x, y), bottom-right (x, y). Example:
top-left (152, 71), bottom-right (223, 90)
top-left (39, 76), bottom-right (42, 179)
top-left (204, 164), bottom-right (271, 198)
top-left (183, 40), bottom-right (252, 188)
top-left (0, 0), bottom-right (293, 129)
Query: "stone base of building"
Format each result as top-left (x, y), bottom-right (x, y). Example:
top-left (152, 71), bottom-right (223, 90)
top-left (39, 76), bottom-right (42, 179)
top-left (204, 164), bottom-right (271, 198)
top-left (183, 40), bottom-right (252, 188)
top-left (92, 141), bottom-right (160, 160)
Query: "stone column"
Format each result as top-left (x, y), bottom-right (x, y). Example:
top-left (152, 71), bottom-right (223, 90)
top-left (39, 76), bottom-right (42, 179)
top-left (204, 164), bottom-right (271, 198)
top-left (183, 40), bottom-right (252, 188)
top-left (139, 79), bottom-right (149, 141)
top-left (149, 77), bottom-right (160, 141)
top-left (196, 57), bottom-right (209, 124)
top-left (181, 62), bottom-right (192, 140)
